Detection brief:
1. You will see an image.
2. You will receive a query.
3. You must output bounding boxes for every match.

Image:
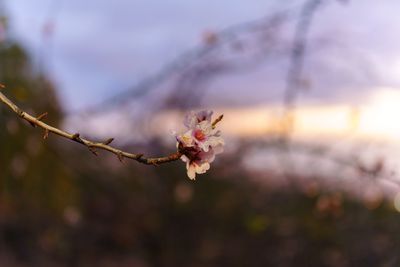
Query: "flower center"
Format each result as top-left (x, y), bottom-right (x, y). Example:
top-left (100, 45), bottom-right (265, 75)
top-left (194, 129), bottom-right (206, 141)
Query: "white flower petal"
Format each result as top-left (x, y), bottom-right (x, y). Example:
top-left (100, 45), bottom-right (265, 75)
top-left (205, 151), bottom-right (216, 163)
top-left (198, 120), bottom-right (212, 133)
top-left (181, 155), bottom-right (190, 163)
top-left (196, 110), bottom-right (213, 123)
top-left (187, 165), bottom-right (197, 180)
top-left (199, 142), bottom-right (210, 152)
top-left (213, 144), bottom-right (224, 155)
top-left (177, 130), bottom-right (195, 147)
top-left (195, 162), bottom-right (210, 174)
top-left (184, 111), bottom-right (197, 128)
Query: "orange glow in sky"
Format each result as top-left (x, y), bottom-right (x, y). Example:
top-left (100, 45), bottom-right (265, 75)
top-left (155, 88), bottom-right (400, 143)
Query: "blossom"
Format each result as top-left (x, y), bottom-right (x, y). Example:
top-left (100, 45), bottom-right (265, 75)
top-left (184, 110), bottom-right (213, 129)
top-left (176, 110), bottom-right (224, 180)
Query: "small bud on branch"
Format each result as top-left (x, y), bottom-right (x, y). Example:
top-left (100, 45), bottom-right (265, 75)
top-left (36, 112), bottom-right (48, 121)
top-left (103, 138), bottom-right (114, 145)
top-left (212, 114), bottom-right (224, 129)
top-left (43, 129), bottom-right (49, 140)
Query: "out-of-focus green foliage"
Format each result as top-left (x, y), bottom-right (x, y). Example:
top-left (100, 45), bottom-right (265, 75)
top-left (0, 15), bottom-right (81, 261)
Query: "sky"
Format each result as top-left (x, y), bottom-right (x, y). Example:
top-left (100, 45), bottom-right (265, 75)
top-left (4, 0), bottom-right (290, 110)
top-left (4, 0), bottom-right (400, 143)
top-left (4, 0), bottom-right (400, 112)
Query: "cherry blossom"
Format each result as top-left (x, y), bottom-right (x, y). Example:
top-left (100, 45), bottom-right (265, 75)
top-left (184, 110), bottom-right (213, 129)
top-left (176, 110), bottom-right (224, 180)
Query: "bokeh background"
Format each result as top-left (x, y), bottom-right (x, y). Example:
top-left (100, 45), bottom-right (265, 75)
top-left (1, 0), bottom-right (400, 266)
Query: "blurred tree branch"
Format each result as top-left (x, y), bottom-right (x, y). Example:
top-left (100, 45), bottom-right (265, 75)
top-left (282, 0), bottom-right (324, 136)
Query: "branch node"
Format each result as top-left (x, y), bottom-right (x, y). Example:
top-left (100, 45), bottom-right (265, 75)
top-left (72, 133), bottom-right (83, 143)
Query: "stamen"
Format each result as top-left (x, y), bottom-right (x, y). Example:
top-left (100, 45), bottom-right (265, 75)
top-left (194, 129), bottom-right (206, 141)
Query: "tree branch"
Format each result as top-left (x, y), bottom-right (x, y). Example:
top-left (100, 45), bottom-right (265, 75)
top-left (0, 89), bottom-right (182, 165)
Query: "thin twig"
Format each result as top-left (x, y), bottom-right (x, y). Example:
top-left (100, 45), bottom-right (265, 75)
top-left (0, 90), bottom-right (182, 165)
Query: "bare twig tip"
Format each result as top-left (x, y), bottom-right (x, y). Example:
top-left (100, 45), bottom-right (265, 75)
top-left (88, 146), bottom-right (99, 156)
top-left (43, 129), bottom-right (49, 140)
top-left (212, 114), bottom-right (224, 129)
top-left (117, 152), bottom-right (124, 163)
top-left (103, 138), bottom-right (114, 145)
top-left (36, 112), bottom-right (48, 121)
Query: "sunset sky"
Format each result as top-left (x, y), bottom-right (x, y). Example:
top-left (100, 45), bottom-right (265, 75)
top-left (5, 0), bottom-right (400, 108)
top-left (4, 0), bottom-right (400, 141)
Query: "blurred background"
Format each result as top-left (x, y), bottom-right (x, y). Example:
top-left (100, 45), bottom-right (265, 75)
top-left (1, 0), bottom-right (400, 266)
